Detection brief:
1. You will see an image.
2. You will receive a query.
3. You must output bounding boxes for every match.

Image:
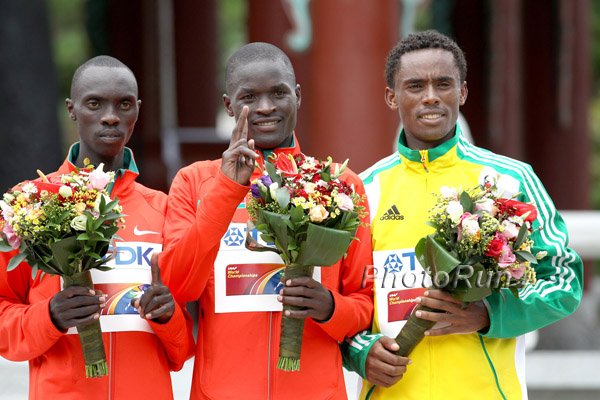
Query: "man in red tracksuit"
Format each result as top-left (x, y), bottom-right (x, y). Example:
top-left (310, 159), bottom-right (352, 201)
top-left (0, 56), bottom-right (193, 399)
top-left (160, 42), bottom-right (373, 399)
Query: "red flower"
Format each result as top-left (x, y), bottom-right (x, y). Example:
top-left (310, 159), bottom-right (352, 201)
top-left (495, 199), bottom-right (538, 222)
top-left (274, 154), bottom-right (300, 178)
top-left (485, 234), bottom-right (506, 258)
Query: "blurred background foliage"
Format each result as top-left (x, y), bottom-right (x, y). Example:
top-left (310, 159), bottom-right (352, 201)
top-left (46, 0), bottom-right (600, 209)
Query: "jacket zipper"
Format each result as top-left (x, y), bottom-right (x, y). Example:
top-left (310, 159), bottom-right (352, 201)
top-left (267, 312), bottom-right (273, 400)
top-left (419, 150), bottom-right (429, 173)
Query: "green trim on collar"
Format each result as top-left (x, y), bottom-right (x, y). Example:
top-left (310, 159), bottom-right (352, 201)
top-left (397, 124), bottom-right (461, 162)
top-left (260, 134), bottom-right (296, 161)
top-left (67, 142), bottom-right (139, 174)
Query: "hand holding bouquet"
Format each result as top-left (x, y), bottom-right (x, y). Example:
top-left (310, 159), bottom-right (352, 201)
top-left (246, 153), bottom-right (363, 371)
top-left (0, 161), bottom-right (124, 377)
top-left (395, 181), bottom-right (540, 356)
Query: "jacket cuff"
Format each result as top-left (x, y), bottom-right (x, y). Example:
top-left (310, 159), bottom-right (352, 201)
top-left (147, 302), bottom-right (185, 337)
top-left (316, 290), bottom-right (354, 341)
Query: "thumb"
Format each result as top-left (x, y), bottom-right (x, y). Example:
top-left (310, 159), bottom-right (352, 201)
top-left (150, 253), bottom-right (162, 285)
top-left (379, 336), bottom-right (400, 352)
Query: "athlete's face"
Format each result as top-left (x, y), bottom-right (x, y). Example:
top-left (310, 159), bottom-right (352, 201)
top-left (385, 48), bottom-right (467, 150)
top-left (66, 66), bottom-right (140, 163)
top-left (224, 59), bottom-right (301, 150)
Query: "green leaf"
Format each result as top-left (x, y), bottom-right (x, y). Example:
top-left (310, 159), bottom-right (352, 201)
top-left (296, 223), bottom-right (354, 266)
top-left (459, 191), bottom-right (474, 213)
top-left (515, 250), bottom-right (538, 264)
top-left (452, 286), bottom-right (492, 302)
top-left (509, 286), bottom-right (520, 298)
top-left (422, 235), bottom-right (461, 275)
top-left (7, 252), bottom-right (27, 271)
top-left (48, 236), bottom-right (79, 273)
top-left (273, 187), bottom-right (290, 209)
top-left (77, 233), bottom-right (90, 241)
top-left (0, 240), bottom-right (13, 252)
top-left (514, 223), bottom-right (528, 249)
top-left (265, 162), bottom-right (282, 186)
top-left (290, 205), bottom-right (305, 224)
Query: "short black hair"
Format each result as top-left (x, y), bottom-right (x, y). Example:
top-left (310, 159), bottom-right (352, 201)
top-left (224, 42), bottom-right (295, 94)
top-left (71, 55), bottom-right (137, 97)
top-left (385, 30), bottom-right (467, 88)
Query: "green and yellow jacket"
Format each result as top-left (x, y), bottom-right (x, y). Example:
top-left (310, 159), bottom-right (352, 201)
top-left (343, 126), bottom-right (583, 400)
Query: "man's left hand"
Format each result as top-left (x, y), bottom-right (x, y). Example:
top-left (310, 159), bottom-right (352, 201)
top-left (415, 289), bottom-right (490, 336)
top-left (278, 277), bottom-right (334, 322)
top-left (131, 254), bottom-right (175, 324)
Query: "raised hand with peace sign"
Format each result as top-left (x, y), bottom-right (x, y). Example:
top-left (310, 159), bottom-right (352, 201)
top-left (132, 253), bottom-right (175, 324)
top-left (221, 105), bottom-right (258, 185)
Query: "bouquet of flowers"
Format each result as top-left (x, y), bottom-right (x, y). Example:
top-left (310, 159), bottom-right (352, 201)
top-left (0, 161), bottom-right (124, 378)
top-left (246, 153), bottom-right (363, 371)
top-left (394, 181), bottom-right (541, 356)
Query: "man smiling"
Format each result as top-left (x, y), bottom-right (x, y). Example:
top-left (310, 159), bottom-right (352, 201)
top-left (159, 42), bottom-right (373, 399)
top-left (343, 30), bottom-right (583, 400)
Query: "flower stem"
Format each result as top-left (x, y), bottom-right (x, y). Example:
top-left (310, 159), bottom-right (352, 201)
top-left (394, 304), bottom-right (437, 357)
top-left (64, 270), bottom-right (108, 378)
top-left (278, 263), bottom-right (314, 372)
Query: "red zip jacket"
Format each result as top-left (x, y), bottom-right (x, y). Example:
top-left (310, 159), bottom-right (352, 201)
top-left (160, 137), bottom-right (373, 400)
top-left (0, 146), bottom-right (194, 400)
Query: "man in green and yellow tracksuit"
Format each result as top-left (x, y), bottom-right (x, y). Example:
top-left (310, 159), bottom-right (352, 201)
top-left (343, 30), bottom-right (583, 400)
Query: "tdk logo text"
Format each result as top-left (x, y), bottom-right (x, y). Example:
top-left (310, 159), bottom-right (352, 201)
top-left (105, 242), bottom-right (163, 268)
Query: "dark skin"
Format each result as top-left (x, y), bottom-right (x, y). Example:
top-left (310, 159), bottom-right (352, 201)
top-left (131, 254), bottom-right (174, 324)
top-left (50, 65), bottom-right (175, 330)
top-left (223, 59), bottom-right (334, 322)
top-left (365, 48), bottom-right (488, 386)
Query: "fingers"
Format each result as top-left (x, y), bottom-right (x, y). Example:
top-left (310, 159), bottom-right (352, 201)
top-left (423, 289), bottom-right (463, 305)
top-left (231, 106), bottom-right (249, 143)
top-left (278, 279), bottom-right (334, 321)
top-left (150, 253), bottom-right (162, 285)
top-left (365, 339), bottom-right (410, 387)
top-left (50, 288), bottom-right (106, 331)
top-left (378, 336), bottom-right (400, 353)
top-left (136, 285), bottom-right (175, 323)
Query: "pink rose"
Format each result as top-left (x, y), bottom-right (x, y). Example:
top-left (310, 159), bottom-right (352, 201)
top-left (3, 224), bottom-right (21, 249)
top-left (335, 193), bottom-right (354, 211)
top-left (509, 264), bottom-right (526, 279)
top-left (475, 198), bottom-right (498, 216)
top-left (89, 163), bottom-right (111, 190)
top-left (500, 220), bottom-right (519, 240)
top-left (498, 245), bottom-right (516, 268)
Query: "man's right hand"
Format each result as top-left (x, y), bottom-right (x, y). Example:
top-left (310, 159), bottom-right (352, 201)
top-left (49, 287), bottom-right (106, 331)
top-left (365, 336), bottom-right (411, 387)
top-left (221, 105), bottom-right (258, 185)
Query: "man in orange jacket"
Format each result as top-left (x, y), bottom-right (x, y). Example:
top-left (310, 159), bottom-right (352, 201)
top-left (0, 56), bottom-right (193, 399)
top-left (159, 42), bottom-right (374, 399)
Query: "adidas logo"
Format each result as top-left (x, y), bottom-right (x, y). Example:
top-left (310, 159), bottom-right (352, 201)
top-left (380, 205), bottom-right (404, 221)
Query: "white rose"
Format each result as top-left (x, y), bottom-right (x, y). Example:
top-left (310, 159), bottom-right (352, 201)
top-left (70, 215), bottom-right (87, 231)
top-left (440, 186), bottom-right (458, 200)
top-left (446, 201), bottom-right (464, 224)
top-left (268, 182), bottom-right (279, 200)
top-left (501, 220), bottom-right (519, 240)
top-left (461, 214), bottom-right (481, 237)
top-left (304, 182), bottom-right (317, 194)
top-left (58, 185), bottom-right (73, 198)
top-left (308, 205), bottom-right (329, 223)
top-left (475, 198), bottom-right (497, 215)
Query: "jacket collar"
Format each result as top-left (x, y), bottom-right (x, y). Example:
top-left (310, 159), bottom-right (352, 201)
top-left (397, 124), bottom-right (462, 163)
top-left (56, 142), bottom-right (139, 197)
top-left (253, 132), bottom-right (302, 174)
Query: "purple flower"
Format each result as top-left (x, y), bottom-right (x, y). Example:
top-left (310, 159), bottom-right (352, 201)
top-left (260, 175), bottom-right (273, 187)
top-left (250, 183), bottom-right (261, 199)
top-left (3, 224), bottom-right (21, 249)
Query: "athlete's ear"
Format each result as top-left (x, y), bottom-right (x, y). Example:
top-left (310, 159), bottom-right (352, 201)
top-left (385, 87), bottom-right (398, 110)
top-left (459, 82), bottom-right (468, 106)
top-left (223, 94), bottom-right (234, 117)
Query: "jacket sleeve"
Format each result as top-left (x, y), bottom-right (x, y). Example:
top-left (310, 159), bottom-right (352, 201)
top-left (483, 165), bottom-right (584, 338)
top-left (317, 173), bottom-right (375, 341)
top-left (160, 164), bottom-right (250, 303)
top-left (341, 330), bottom-right (383, 379)
top-left (147, 301), bottom-right (195, 371)
top-left (0, 252), bottom-right (64, 361)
